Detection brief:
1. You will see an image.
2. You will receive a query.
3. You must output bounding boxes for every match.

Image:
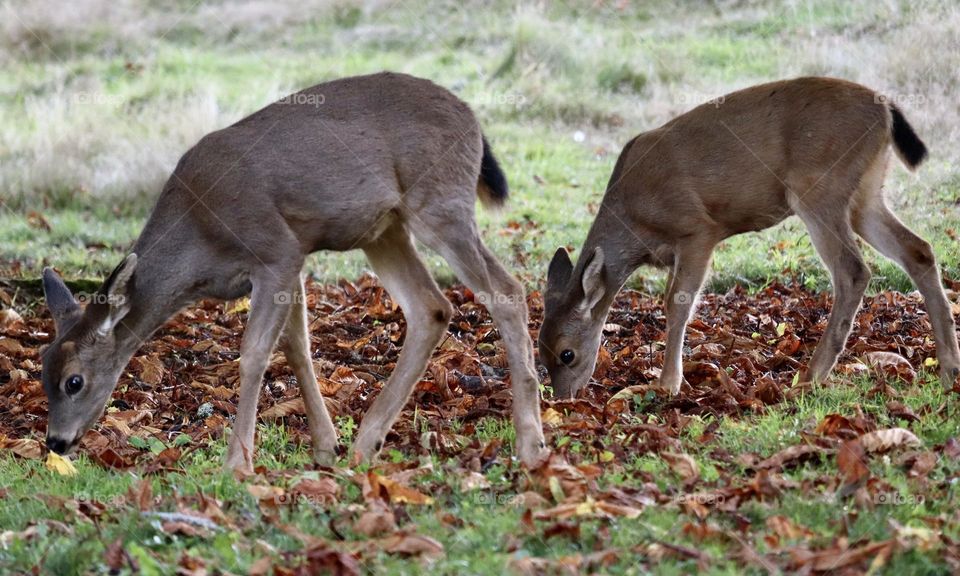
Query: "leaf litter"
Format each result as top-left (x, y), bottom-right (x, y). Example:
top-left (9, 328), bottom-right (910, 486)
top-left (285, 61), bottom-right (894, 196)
top-left (0, 276), bottom-right (959, 571)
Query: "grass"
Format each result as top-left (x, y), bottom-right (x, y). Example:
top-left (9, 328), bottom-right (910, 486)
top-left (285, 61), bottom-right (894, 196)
top-left (3, 0), bottom-right (960, 573)
top-left (2, 371), bottom-right (956, 574)
top-left (1, 0), bottom-right (959, 292)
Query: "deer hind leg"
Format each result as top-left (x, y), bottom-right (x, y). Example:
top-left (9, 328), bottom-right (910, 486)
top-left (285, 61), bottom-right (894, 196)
top-left (661, 238), bottom-right (715, 395)
top-left (793, 196), bottom-right (871, 384)
top-left (226, 268), bottom-right (301, 474)
top-left (351, 223), bottom-right (454, 463)
top-left (278, 275), bottom-right (338, 465)
top-left (852, 177), bottom-right (960, 388)
top-left (412, 218), bottom-right (548, 467)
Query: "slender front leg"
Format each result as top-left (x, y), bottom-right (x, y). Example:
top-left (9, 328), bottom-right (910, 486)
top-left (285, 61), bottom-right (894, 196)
top-left (279, 275), bottom-right (339, 465)
top-left (478, 247), bottom-right (548, 466)
top-left (661, 242), bottom-right (714, 395)
top-left (795, 206), bottom-right (871, 384)
top-left (352, 225), bottom-right (454, 463)
top-left (225, 274), bottom-right (296, 474)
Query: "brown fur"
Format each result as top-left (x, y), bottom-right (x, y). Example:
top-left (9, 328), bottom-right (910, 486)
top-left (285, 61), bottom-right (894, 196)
top-left (541, 77), bottom-right (960, 398)
top-left (41, 72), bottom-right (548, 472)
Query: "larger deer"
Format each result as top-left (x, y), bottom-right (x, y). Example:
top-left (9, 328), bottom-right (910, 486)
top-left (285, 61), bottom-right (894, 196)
top-left (540, 77), bottom-right (960, 398)
top-left (41, 72), bottom-right (547, 473)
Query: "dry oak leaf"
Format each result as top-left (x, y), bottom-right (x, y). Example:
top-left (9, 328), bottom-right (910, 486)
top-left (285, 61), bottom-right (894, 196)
top-left (260, 398), bottom-right (305, 420)
top-left (755, 444), bottom-right (824, 471)
top-left (364, 471), bottom-right (434, 505)
top-left (860, 428), bottom-right (922, 454)
top-left (374, 531), bottom-right (444, 559)
top-left (135, 354), bottom-right (165, 385)
top-left (864, 351), bottom-right (916, 382)
top-left (290, 477), bottom-right (340, 506)
top-left (660, 452), bottom-right (700, 483)
top-left (1, 436), bottom-right (43, 459)
top-left (355, 501), bottom-right (397, 537)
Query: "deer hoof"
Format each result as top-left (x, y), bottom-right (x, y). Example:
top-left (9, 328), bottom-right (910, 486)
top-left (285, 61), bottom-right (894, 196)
top-left (941, 365), bottom-right (960, 390)
top-left (313, 447), bottom-right (338, 467)
top-left (658, 375), bottom-right (684, 396)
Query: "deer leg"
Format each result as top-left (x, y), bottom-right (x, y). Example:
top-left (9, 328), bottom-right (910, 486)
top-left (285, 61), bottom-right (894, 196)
top-left (278, 275), bottom-right (339, 465)
top-left (225, 272), bottom-right (298, 473)
top-left (661, 240), bottom-right (714, 395)
top-left (854, 201), bottom-right (960, 387)
top-left (795, 204), bottom-right (871, 383)
top-left (414, 224), bottom-right (548, 467)
top-left (477, 244), bottom-right (548, 466)
top-left (352, 224), bottom-right (454, 463)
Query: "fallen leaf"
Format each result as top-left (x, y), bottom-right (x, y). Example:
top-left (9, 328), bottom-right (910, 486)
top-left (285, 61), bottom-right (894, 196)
top-left (45, 452), bottom-right (78, 476)
top-left (661, 452), bottom-right (700, 483)
top-left (860, 428), bottom-right (922, 454)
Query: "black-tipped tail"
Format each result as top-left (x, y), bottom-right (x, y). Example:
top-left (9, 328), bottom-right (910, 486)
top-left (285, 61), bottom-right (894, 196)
top-left (478, 136), bottom-right (509, 208)
top-left (890, 104), bottom-right (928, 170)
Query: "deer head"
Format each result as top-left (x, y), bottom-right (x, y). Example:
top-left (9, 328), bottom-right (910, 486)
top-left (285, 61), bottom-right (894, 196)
top-left (41, 254), bottom-right (138, 454)
top-left (539, 247), bottom-right (609, 399)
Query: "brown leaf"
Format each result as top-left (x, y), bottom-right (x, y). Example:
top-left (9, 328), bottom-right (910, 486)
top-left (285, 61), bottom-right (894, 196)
top-left (127, 478), bottom-right (153, 512)
top-left (103, 538), bottom-right (134, 572)
top-left (660, 452), bottom-right (700, 483)
top-left (290, 477), bottom-right (340, 506)
top-left (375, 532), bottom-right (444, 559)
top-left (364, 471), bottom-right (433, 505)
top-left (135, 354), bottom-right (165, 385)
top-left (755, 444), bottom-right (822, 471)
top-left (355, 501), bottom-right (396, 537)
top-left (864, 351), bottom-right (916, 382)
top-left (260, 398), bottom-right (305, 420)
top-left (1, 437), bottom-right (43, 459)
top-left (837, 440), bottom-right (870, 495)
top-left (860, 428), bottom-right (922, 454)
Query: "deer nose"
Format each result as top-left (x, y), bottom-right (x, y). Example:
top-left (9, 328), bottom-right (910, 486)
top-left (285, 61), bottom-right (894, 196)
top-left (46, 436), bottom-right (69, 454)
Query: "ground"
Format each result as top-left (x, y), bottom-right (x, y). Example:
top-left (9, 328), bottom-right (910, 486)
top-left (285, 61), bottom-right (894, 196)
top-left (2, 0), bottom-right (960, 574)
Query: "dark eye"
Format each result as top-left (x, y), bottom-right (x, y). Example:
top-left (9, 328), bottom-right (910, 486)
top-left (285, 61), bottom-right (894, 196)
top-left (559, 350), bottom-right (575, 365)
top-left (65, 375), bottom-right (84, 395)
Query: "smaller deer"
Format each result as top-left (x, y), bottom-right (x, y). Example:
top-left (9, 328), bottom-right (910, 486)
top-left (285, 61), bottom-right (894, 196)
top-left (539, 77), bottom-right (960, 398)
top-left (41, 72), bottom-right (547, 473)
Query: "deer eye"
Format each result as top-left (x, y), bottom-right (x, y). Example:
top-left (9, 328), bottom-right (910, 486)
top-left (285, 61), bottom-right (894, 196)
top-left (65, 374), bottom-right (84, 395)
top-left (559, 350), bottom-right (575, 365)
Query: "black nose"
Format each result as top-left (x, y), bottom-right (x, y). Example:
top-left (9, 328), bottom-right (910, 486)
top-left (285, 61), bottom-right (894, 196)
top-left (46, 436), bottom-right (68, 454)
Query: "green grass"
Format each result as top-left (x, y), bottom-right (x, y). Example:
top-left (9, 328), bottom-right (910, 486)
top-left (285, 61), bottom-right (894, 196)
top-left (2, 371), bottom-right (956, 574)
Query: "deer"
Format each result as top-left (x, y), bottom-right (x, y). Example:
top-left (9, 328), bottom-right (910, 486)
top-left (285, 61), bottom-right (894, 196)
top-left (539, 76), bottom-right (960, 399)
top-left (40, 72), bottom-right (548, 474)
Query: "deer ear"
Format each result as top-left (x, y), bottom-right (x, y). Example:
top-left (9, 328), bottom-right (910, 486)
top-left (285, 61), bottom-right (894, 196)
top-left (545, 247), bottom-right (574, 310)
top-left (579, 247), bottom-right (606, 312)
top-left (546, 248), bottom-right (573, 294)
top-left (42, 267), bottom-right (80, 333)
top-left (96, 254), bottom-right (137, 335)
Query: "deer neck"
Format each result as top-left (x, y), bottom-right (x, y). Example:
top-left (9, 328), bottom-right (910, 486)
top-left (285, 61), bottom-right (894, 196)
top-left (113, 225), bottom-right (205, 355)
